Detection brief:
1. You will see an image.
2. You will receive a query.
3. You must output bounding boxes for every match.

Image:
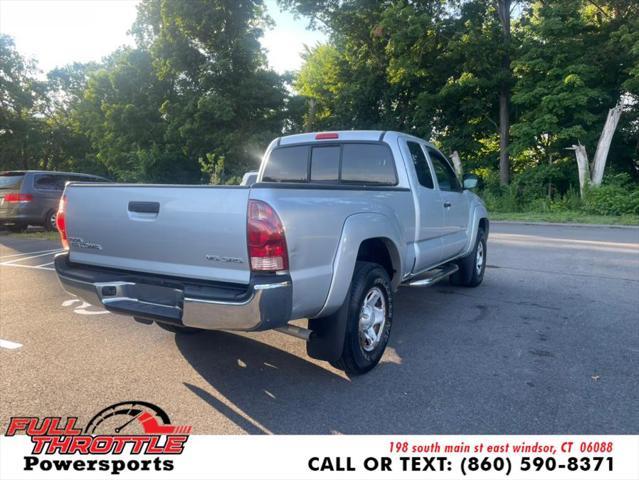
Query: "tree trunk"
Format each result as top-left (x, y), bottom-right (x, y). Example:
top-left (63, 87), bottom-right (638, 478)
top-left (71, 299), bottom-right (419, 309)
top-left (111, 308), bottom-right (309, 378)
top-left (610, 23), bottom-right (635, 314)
top-left (306, 98), bottom-right (317, 130)
top-left (497, 0), bottom-right (511, 186)
top-left (590, 103), bottom-right (623, 187)
top-left (498, 90), bottom-right (510, 185)
top-left (568, 102), bottom-right (623, 197)
top-left (570, 144), bottom-right (590, 198)
top-left (451, 150), bottom-right (463, 178)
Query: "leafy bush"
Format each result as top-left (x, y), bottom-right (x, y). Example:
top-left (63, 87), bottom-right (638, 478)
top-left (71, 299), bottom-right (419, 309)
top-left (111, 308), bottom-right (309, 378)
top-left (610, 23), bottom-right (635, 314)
top-left (583, 177), bottom-right (639, 216)
top-left (478, 169), bottom-right (639, 216)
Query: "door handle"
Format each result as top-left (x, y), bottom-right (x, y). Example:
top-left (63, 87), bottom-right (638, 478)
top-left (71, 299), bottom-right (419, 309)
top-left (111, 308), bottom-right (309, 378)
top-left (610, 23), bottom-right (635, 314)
top-left (443, 201), bottom-right (452, 208)
top-left (128, 201), bottom-right (160, 214)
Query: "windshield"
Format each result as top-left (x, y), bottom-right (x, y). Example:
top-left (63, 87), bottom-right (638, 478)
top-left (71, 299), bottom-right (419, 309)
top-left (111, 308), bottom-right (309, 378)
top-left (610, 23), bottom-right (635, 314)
top-left (0, 173), bottom-right (25, 189)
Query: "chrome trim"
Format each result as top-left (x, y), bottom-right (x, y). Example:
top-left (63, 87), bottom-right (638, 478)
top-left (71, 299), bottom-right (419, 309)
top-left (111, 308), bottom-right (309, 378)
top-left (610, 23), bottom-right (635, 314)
top-left (406, 264), bottom-right (459, 287)
top-left (254, 281), bottom-right (291, 290)
top-left (275, 324), bottom-right (312, 341)
top-left (182, 281), bottom-right (289, 305)
top-left (183, 295), bottom-right (254, 306)
top-left (56, 267), bottom-right (292, 332)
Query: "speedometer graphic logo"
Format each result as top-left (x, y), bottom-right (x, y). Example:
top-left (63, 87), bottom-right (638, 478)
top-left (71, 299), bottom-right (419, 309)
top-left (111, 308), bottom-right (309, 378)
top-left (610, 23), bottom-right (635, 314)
top-left (85, 400), bottom-right (192, 435)
top-left (6, 400), bottom-right (191, 475)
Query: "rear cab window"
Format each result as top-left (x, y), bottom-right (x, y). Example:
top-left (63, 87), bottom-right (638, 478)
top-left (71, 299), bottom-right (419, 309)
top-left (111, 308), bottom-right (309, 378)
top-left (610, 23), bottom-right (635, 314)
top-left (262, 142), bottom-right (397, 186)
top-left (262, 146), bottom-right (308, 182)
top-left (310, 146), bottom-right (340, 182)
top-left (341, 144), bottom-right (396, 185)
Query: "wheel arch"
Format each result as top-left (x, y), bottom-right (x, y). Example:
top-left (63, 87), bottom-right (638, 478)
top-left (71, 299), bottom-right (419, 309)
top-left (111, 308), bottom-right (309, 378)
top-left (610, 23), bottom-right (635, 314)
top-left (313, 212), bottom-right (405, 318)
top-left (462, 200), bottom-right (489, 257)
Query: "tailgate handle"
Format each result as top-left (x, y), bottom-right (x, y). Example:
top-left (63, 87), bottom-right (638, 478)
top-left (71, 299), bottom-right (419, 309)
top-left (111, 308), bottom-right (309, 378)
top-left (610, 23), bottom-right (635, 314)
top-left (128, 201), bottom-right (160, 214)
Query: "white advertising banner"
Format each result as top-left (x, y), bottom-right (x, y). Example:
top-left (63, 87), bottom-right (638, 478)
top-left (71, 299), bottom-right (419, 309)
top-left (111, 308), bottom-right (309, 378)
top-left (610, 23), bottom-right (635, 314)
top-left (1, 434), bottom-right (638, 480)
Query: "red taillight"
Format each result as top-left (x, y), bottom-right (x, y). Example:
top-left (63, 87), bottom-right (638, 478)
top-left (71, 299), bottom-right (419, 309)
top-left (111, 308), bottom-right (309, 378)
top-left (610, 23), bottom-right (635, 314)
top-left (4, 193), bottom-right (32, 203)
top-left (247, 199), bottom-right (288, 272)
top-left (56, 196), bottom-right (68, 250)
top-left (315, 132), bottom-right (339, 140)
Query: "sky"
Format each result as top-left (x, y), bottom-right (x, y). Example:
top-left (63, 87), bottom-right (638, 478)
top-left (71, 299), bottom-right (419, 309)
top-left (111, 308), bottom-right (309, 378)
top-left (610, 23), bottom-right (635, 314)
top-left (0, 0), bottom-right (326, 75)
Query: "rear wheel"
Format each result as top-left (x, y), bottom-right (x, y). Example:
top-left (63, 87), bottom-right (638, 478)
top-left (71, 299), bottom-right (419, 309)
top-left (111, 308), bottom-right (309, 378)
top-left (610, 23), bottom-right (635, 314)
top-left (154, 321), bottom-right (201, 334)
top-left (44, 210), bottom-right (57, 231)
top-left (330, 261), bottom-right (393, 375)
top-left (450, 228), bottom-right (486, 287)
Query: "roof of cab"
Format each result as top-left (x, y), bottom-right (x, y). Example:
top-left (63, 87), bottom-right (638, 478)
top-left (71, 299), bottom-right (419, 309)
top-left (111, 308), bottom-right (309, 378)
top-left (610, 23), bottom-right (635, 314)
top-left (277, 130), bottom-right (436, 149)
top-left (279, 130), bottom-right (386, 145)
top-left (0, 170), bottom-right (103, 177)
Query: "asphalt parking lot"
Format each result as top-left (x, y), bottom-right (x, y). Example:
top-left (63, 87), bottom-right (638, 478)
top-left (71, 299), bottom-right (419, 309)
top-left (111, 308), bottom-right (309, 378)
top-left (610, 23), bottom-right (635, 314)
top-left (1, 223), bottom-right (638, 434)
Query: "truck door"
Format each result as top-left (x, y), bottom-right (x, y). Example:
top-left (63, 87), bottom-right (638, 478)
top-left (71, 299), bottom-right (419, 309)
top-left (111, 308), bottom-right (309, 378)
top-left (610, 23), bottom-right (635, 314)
top-left (400, 139), bottom-right (445, 272)
top-left (426, 146), bottom-right (470, 259)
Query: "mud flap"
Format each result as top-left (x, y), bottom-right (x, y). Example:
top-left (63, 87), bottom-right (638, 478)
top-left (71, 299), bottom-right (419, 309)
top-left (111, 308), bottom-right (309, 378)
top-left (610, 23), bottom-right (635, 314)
top-left (306, 301), bottom-right (349, 362)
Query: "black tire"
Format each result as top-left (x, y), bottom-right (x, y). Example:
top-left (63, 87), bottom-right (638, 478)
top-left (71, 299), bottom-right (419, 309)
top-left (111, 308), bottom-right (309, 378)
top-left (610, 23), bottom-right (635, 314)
top-left (449, 228), bottom-right (486, 287)
top-left (7, 224), bottom-right (27, 233)
top-left (330, 261), bottom-right (393, 375)
top-left (44, 210), bottom-right (57, 232)
top-left (155, 321), bottom-right (201, 334)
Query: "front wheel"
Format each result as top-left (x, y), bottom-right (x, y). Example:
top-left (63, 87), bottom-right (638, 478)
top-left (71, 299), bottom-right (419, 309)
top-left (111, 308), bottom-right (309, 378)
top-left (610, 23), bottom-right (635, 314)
top-left (449, 228), bottom-right (487, 287)
top-left (330, 261), bottom-right (393, 375)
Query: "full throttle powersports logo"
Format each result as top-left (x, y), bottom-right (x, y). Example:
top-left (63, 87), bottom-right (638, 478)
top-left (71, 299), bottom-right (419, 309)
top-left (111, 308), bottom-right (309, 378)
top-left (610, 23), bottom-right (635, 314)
top-left (5, 401), bottom-right (192, 475)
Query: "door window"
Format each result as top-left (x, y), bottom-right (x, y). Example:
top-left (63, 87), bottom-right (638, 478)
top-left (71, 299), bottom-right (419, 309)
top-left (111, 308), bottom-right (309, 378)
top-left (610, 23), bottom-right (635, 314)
top-left (407, 141), bottom-right (434, 188)
top-left (427, 148), bottom-right (461, 192)
top-left (34, 175), bottom-right (64, 191)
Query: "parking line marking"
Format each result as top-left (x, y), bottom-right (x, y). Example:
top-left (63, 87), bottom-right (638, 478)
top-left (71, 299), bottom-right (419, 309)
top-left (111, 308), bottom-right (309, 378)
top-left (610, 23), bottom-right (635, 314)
top-left (35, 261), bottom-right (55, 267)
top-left (0, 262), bottom-right (55, 271)
top-left (0, 248), bottom-right (62, 260)
top-left (491, 233), bottom-right (639, 250)
top-left (1, 251), bottom-right (62, 265)
top-left (0, 339), bottom-right (23, 350)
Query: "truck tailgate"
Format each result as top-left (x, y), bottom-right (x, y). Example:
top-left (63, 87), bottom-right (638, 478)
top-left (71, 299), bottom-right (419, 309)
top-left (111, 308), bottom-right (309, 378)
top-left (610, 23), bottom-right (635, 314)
top-left (64, 185), bottom-right (251, 284)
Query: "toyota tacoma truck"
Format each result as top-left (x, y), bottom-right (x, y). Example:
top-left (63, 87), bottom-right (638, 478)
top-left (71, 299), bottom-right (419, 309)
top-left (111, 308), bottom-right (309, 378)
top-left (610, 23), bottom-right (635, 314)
top-left (54, 131), bottom-right (489, 374)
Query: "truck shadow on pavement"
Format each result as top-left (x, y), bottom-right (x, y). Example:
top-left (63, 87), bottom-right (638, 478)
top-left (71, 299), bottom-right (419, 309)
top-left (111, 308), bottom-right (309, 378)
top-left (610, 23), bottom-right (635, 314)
top-left (176, 330), bottom-right (382, 434)
top-left (173, 286), bottom-right (467, 435)
top-left (172, 274), bottom-right (633, 435)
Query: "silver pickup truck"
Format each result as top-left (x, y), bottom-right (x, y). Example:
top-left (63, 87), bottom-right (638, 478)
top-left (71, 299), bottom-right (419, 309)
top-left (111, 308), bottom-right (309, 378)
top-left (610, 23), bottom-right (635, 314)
top-left (54, 130), bottom-right (488, 374)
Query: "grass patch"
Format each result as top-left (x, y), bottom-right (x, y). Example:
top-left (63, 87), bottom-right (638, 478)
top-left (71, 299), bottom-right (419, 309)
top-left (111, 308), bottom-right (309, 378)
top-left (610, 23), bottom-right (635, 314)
top-left (490, 211), bottom-right (639, 226)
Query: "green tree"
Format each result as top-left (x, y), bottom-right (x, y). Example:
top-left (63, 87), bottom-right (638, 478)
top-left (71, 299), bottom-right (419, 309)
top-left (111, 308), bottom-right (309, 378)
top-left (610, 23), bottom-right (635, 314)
top-left (511, 0), bottom-right (638, 181)
top-left (290, 1), bottom-right (511, 171)
top-left (77, 47), bottom-right (183, 182)
top-left (130, 0), bottom-right (288, 179)
top-left (0, 35), bottom-right (47, 171)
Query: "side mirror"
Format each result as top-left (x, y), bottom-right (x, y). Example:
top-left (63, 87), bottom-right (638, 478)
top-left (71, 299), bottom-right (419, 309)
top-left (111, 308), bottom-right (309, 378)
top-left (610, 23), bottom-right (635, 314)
top-left (241, 171), bottom-right (259, 186)
top-left (462, 173), bottom-right (479, 190)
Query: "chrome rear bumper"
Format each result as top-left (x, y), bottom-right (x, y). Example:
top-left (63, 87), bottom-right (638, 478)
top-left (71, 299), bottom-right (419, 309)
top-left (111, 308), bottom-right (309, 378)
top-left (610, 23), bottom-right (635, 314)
top-left (54, 253), bottom-right (292, 331)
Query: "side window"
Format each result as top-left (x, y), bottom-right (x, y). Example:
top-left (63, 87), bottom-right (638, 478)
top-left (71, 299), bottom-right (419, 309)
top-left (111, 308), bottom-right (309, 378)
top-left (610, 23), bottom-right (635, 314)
top-left (310, 146), bottom-right (340, 182)
top-left (34, 175), bottom-right (63, 191)
top-left (262, 146), bottom-right (309, 182)
top-left (341, 144), bottom-right (396, 185)
top-left (407, 141), bottom-right (433, 189)
top-left (427, 148), bottom-right (461, 192)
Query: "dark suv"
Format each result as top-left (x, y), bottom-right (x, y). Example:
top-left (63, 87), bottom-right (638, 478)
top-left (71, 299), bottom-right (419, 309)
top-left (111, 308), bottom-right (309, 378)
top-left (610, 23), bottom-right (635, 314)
top-left (0, 170), bottom-right (109, 232)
